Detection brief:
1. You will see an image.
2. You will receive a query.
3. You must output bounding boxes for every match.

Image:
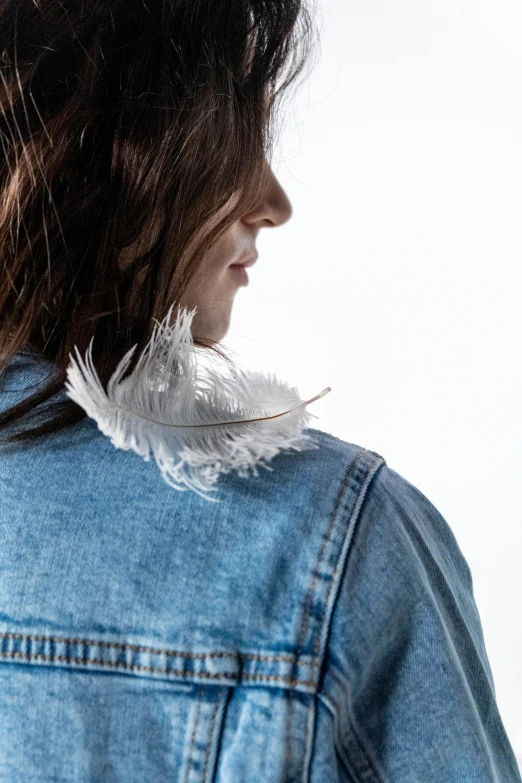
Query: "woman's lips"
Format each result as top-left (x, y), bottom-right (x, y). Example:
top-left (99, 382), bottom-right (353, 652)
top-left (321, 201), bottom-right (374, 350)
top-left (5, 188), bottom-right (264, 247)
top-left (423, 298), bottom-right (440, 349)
top-left (229, 250), bottom-right (258, 268)
top-left (228, 250), bottom-right (258, 286)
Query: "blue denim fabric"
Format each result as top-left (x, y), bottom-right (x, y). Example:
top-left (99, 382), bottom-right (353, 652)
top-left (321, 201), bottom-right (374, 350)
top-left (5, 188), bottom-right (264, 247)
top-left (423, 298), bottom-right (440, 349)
top-left (0, 350), bottom-right (520, 782)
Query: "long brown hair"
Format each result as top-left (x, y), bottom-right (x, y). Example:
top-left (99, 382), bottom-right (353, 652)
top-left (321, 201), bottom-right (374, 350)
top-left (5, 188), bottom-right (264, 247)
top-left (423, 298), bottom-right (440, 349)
top-left (0, 0), bottom-right (317, 444)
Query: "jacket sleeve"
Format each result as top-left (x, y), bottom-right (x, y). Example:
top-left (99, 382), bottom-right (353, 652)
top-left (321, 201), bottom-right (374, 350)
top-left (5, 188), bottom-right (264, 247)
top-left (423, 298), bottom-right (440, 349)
top-left (324, 461), bottom-right (521, 783)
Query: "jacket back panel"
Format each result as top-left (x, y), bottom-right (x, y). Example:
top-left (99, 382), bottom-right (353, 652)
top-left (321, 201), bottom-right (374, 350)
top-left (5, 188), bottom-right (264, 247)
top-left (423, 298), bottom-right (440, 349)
top-left (0, 352), bottom-right (384, 781)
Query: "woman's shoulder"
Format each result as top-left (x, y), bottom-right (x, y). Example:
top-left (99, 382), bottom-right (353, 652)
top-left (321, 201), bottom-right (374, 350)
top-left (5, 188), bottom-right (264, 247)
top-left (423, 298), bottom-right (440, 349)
top-left (308, 428), bottom-right (472, 591)
top-left (320, 437), bottom-right (496, 702)
top-left (316, 440), bottom-right (521, 782)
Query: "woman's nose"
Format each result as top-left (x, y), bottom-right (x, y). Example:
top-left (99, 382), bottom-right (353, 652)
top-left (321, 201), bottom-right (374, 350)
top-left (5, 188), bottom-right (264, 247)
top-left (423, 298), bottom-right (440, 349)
top-left (241, 164), bottom-right (293, 229)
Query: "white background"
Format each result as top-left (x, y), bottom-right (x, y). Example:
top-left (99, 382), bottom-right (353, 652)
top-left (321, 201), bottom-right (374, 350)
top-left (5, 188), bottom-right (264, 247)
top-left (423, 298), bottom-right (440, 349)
top-left (224, 0), bottom-right (522, 768)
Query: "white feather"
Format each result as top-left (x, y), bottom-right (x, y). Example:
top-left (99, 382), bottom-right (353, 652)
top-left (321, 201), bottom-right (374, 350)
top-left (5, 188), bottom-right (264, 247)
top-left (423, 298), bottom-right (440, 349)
top-left (64, 302), bottom-right (331, 502)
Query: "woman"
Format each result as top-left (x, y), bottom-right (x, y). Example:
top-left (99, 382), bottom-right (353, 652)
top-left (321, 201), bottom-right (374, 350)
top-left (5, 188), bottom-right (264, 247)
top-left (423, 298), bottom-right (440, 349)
top-left (0, 0), bottom-right (520, 780)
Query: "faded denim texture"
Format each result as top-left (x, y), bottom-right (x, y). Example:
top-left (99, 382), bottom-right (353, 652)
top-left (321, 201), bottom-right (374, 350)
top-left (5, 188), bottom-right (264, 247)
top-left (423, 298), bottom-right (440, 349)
top-left (0, 350), bottom-right (520, 782)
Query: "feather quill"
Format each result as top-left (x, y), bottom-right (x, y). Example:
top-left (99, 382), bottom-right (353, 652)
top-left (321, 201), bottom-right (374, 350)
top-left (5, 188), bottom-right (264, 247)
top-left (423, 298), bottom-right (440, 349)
top-left (64, 302), bottom-right (331, 502)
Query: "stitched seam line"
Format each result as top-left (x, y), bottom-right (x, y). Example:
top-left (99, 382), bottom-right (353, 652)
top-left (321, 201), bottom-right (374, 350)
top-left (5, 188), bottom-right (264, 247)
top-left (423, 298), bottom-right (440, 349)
top-left (282, 689), bottom-right (294, 779)
top-left (184, 698), bottom-right (201, 783)
top-left (0, 650), bottom-right (316, 687)
top-left (295, 449), bottom-right (369, 657)
top-left (328, 692), bottom-right (385, 783)
top-left (202, 699), bottom-right (220, 783)
top-left (0, 631), bottom-right (313, 664)
top-left (315, 453), bottom-right (384, 659)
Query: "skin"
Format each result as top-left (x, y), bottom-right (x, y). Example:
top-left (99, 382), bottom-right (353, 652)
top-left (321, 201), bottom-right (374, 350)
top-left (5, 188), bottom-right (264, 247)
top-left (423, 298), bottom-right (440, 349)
top-left (118, 163), bottom-right (293, 344)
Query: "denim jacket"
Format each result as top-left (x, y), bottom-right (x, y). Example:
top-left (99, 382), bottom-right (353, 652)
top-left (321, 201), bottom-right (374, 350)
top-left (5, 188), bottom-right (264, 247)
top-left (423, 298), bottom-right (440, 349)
top-left (0, 350), bottom-right (520, 783)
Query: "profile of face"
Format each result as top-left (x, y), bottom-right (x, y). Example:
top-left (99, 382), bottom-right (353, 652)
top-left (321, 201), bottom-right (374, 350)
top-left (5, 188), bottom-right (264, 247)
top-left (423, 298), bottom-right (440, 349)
top-left (118, 164), bottom-right (293, 344)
